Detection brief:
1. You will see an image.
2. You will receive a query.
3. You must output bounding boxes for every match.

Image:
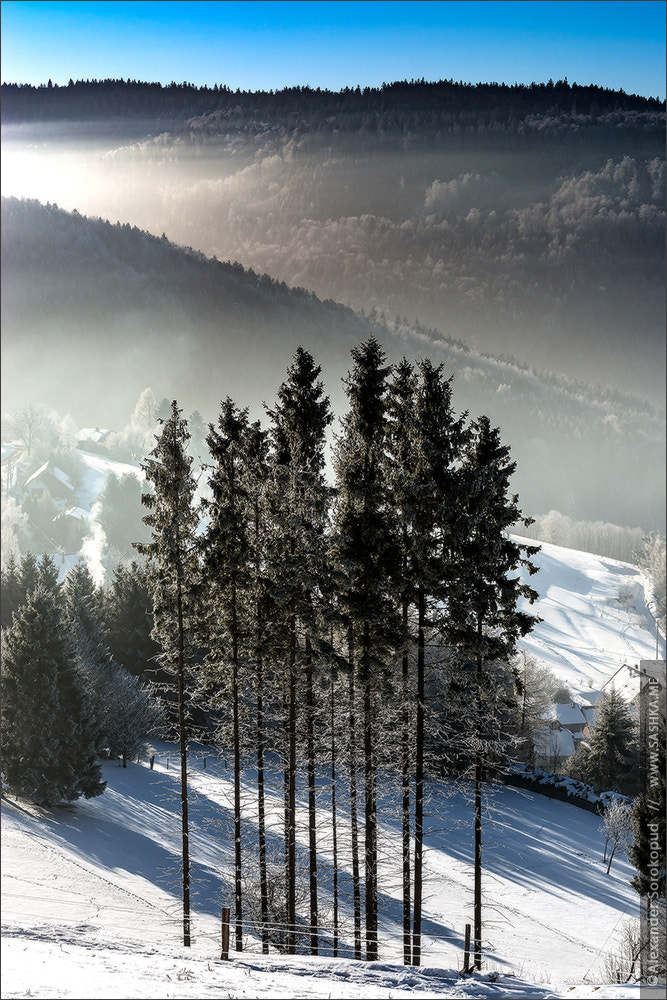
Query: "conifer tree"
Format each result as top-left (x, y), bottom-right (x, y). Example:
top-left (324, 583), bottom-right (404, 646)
top-left (1, 552), bottom-right (61, 628)
top-left (333, 337), bottom-right (398, 961)
top-left (386, 358), bottom-right (418, 965)
top-left (568, 687), bottom-right (638, 793)
top-left (134, 401), bottom-right (199, 948)
top-left (103, 560), bottom-right (160, 681)
top-left (0, 553), bottom-right (23, 629)
top-left (200, 397), bottom-right (252, 951)
top-left (415, 362), bottom-right (468, 964)
top-left (245, 417), bottom-right (272, 954)
top-left (265, 347), bottom-right (332, 955)
top-left (446, 414), bottom-right (540, 970)
top-left (62, 560), bottom-right (117, 756)
top-left (1, 585), bottom-right (106, 806)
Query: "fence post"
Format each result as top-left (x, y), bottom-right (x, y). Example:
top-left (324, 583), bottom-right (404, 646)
top-left (150, 755), bottom-right (155, 770)
top-left (221, 906), bottom-right (230, 960)
top-left (463, 923), bottom-right (471, 974)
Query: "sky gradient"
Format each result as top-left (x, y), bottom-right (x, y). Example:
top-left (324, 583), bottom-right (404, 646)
top-left (1, 1), bottom-right (665, 100)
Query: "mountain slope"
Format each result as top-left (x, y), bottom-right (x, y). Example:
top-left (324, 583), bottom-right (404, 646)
top-left (2, 197), bottom-right (664, 531)
top-left (516, 537), bottom-right (665, 700)
top-left (2, 80), bottom-right (664, 398)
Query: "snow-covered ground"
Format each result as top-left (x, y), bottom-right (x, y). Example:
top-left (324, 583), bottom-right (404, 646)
top-left (0, 744), bottom-right (650, 999)
top-left (77, 449), bottom-right (144, 509)
top-left (516, 537), bottom-right (664, 703)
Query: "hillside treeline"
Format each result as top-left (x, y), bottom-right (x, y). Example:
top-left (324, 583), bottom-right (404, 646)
top-left (2, 77), bottom-right (663, 125)
top-left (2, 196), bottom-right (664, 533)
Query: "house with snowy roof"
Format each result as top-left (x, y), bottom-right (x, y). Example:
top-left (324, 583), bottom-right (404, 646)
top-left (532, 726), bottom-right (576, 770)
top-left (549, 702), bottom-right (589, 737)
top-left (76, 427), bottom-right (111, 448)
top-left (23, 462), bottom-right (76, 504)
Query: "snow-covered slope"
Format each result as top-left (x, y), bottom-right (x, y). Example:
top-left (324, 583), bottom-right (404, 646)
top-left (0, 745), bottom-right (645, 999)
top-left (516, 537), bottom-right (664, 703)
top-left (77, 449), bottom-right (144, 508)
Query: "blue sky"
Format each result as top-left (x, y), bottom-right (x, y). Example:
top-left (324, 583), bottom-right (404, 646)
top-left (1, 1), bottom-right (665, 99)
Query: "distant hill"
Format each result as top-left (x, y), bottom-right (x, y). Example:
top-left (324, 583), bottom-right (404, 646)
top-left (2, 79), bottom-right (664, 400)
top-left (2, 196), bottom-right (664, 531)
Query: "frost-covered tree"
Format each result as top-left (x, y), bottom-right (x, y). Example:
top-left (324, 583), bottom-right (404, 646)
top-left (102, 662), bottom-right (165, 767)
top-left (200, 396), bottom-right (253, 952)
top-left (135, 400), bottom-right (200, 948)
top-left (514, 651), bottom-right (559, 764)
top-left (601, 799), bottom-right (633, 874)
top-left (568, 687), bottom-right (638, 794)
top-left (265, 347), bottom-right (333, 955)
top-left (445, 414), bottom-right (540, 970)
top-left (1, 585), bottom-right (106, 806)
top-left (332, 337), bottom-right (398, 961)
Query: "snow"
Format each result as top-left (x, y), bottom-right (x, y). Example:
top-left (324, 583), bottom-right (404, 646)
top-left (515, 537), bottom-right (665, 702)
top-left (532, 725), bottom-right (576, 761)
top-left (76, 449), bottom-right (144, 508)
top-left (1, 744), bottom-right (647, 999)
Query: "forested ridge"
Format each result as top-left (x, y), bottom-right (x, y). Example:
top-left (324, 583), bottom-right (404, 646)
top-left (2, 195), bottom-right (664, 532)
top-left (3, 76), bottom-right (663, 401)
top-left (2, 77), bottom-right (663, 124)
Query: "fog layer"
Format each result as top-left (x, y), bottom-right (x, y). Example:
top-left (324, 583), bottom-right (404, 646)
top-left (2, 196), bottom-right (664, 533)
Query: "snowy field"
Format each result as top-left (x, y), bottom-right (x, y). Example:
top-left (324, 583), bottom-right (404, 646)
top-left (2, 497), bottom-right (663, 997)
top-left (515, 537), bottom-right (664, 701)
top-left (0, 744), bottom-right (649, 1000)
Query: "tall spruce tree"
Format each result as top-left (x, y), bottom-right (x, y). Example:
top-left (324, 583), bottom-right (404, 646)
top-left (446, 414), bottom-right (539, 970)
top-left (333, 337), bottom-right (399, 961)
top-left (399, 359), bottom-right (467, 966)
top-left (134, 401), bottom-right (199, 948)
top-left (244, 417), bottom-right (272, 954)
top-left (265, 347), bottom-right (333, 955)
top-left (1, 585), bottom-right (106, 806)
top-left (385, 357), bottom-right (418, 965)
top-left (200, 397), bottom-right (252, 952)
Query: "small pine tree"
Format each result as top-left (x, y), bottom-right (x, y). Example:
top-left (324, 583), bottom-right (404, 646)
top-left (568, 687), bottom-right (638, 793)
top-left (102, 560), bottom-right (160, 681)
top-left (1, 586), bottom-right (105, 806)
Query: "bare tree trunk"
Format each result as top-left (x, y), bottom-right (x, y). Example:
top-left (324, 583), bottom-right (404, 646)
top-left (347, 632), bottom-right (362, 960)
top-left (474, 648), bottom-right (483, 970)
top-left (256, 658), bottom-right (270, 954)
top-left (401, 598), bottom-right (412, 965)
top-left (176, 580), bottom-right (191, 948)
top-left (231, 581), bottom-right (243, 951)
top-left (232, 655), bottom-right (243, 950)
top-left (253, 496), bottom-right (269, 954)
top-left (287, 616), bottom-right (297, 954)
top-left (330, 668), bottom-right (340, 958)
top-left (305, 637), bottom-right (319, 954)
top-left (364, 667), bottom-right (378, 961)
top-left (412, 589), bottom-right (425, 965)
